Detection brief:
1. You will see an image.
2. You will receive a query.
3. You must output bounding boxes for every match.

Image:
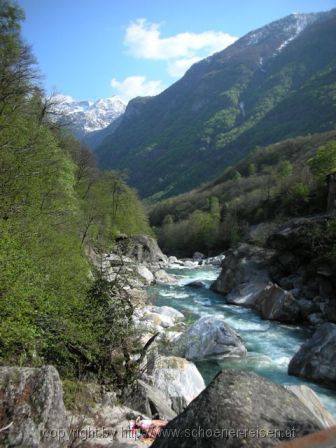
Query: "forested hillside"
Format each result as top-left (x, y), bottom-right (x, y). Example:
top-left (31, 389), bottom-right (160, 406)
top-left (150, 131), bottom-right (336, 256)
top-left (95, 10), bottom-right (336, 199)
top-left (0, 1), bottom-right (150, 382)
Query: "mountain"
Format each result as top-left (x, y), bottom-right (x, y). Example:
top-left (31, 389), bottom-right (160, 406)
top-left (94, 10), bottom-right (336, 199)
top-left (56, 95), bottom-right (126, 139)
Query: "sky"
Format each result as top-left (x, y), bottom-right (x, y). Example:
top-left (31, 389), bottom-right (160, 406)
top-left (18, 0), bottom-right (336, 103)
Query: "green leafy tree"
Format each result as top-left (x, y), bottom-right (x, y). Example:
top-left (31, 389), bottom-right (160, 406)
top-left (308, 141), bottom-right (336, 179)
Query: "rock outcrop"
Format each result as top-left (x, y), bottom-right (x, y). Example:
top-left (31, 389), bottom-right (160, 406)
top-left (151, 369), bottom-right (323, 448)
top-left (288, 323), bottom-right (336, 389)
top-left (115, 234), bottom-right (168, 267)
top-left (0, 365), bottom-right (69, 448)
top-left (175, 316), bottom-right (247, 360)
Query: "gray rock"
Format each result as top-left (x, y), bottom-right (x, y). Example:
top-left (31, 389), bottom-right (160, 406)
top-left (124, 379), bottom-right (176, 421)
top-left (286, 385), bottom-right (336, 428)
top-left (288, 323), bottom-right (336, 389)
top-left (151, 369), bottom-right (322, 448)
top-left (154, 269), bottom-right (177, 284)
top-left (115, 234), bottom-right (168, 265)
top-left (151, 356), bottom-right (205, 414)
top-left (211, 244), bottom-right (274, 308)
top-left (136, 264), bottom-right (154, 284)
top-left (193, 252), bottom-right (205, 261)
top-left (204, 255), bottom-right (225, 266)
top-left (0, 365), bottom-right (69, 448)
top-left (185, 281), bottom-right (205, 289)
top-left (176, 316), bottom-right (246, 360)
top-left (254, 283), bottom-right (301, 322)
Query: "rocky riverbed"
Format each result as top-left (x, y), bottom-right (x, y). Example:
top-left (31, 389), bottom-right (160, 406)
top-left (1, 229), bottom-right (336, 447)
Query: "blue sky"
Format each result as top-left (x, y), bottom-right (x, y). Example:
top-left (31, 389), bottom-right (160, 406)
top-left (18, 0), bottom-right (336, 103)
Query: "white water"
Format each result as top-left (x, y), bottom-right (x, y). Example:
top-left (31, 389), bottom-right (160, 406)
top-left (149, 265), bottom-right (336, 416)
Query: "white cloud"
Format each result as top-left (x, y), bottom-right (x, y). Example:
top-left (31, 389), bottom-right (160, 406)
top-left (110, 76), bottom-right (165, 102)
top-left (124, 19), bottom-right (237, 77)
top-left (167, 56), bottom-right (202, 78)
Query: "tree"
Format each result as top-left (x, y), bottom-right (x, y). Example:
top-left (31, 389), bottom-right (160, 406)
top-left (278, 160), bottom-right (293, 178)
top-left (308, 141), bottom-right (336, 179)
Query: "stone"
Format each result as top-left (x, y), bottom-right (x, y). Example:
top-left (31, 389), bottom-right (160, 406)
top-left (286, 385), bottom-right (336, 428)
top-left (124, 379), bottom-right (176, 421)
top-left (0, 365), bottom-right (69, 448)
top-left (151, 369), bottom-right (323, 448)
top-left (254, 283), bottom-right (301, 322)
top-left (211, 244), bottom-right (274, 308)
top-left (134, 306), bottom-right (185, 332)
top-left (136, 264), bottom-right (154, 284)
top-left (151, 356), bottom-right (205, 414)
top-left (204, 254), bottom-right (225, 266)
top-left (175, 316), bottom-right (247, 360)
top-left (185, 281), bottom-right (205, 289)
top-left (193, 252), bottom-right (205, 261)
top-left (114, 234), bottom-right (168, 266)
top-left (154, 269), bottom-right (177, 284)
top-left (288, 323), bottom-right (336, 389)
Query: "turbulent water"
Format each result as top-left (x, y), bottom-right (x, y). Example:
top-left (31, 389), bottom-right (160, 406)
top-left (148, 264), bottom-right (336, 416)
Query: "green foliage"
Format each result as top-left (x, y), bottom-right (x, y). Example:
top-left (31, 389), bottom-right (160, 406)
top-left (278, 160), bottom-right (293, 178)
top-left (152, 132), bottom-right (336, 255)
top-left (0, 1), bottom-right (152, 391)
top-left (308, 141), bottom-right (336, 179)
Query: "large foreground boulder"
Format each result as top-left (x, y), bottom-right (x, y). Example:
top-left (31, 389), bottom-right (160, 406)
top-left (151, 356), bottom-right (205, 414)
top-left (151, 370), bottom-right (323, 448)
top-left (175, 316), bottom-right (247, 360)
top-left (254, 283), bottom-right (301, 322)
top-left (0, 365), bottom-right (69, 448)
top-left (288, 323), bottom-right (336, 389)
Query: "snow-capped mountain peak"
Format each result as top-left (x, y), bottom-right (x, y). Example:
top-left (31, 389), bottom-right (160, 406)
top-left (54, 94), bottom-right (126, 137)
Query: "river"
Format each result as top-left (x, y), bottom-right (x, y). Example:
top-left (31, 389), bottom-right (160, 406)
top-left (148, 264), bottom-right (336, 416)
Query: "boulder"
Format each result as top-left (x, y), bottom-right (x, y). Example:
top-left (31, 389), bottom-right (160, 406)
top-left (175, 316), bottom-right (246, 360)
top-left (136, 264), bottom-right (154, 284)
top-left (115, 234), bottom-right (168, 266)
top-left (134, 306), bottom-right (185, 332)
top-left (204, 255), bottom-right (225, 266)
top-left (151, 356), bottom-right (205, 414)
top-left (154, 269), bottom-right (177, 285)
top-left (211, 244), bottom-right (274, 308)
top-left (286, 385), bottom-right (336, 428)
top-left (288, 323), bottom-right (336, 389)
top-left (151, 369), bottom-right (323, 448)
top-left (124, 379), bottom-right (176, 421)
top-left (0, 365), bottom-right (69, 448)
top-left (254, 283), bottom-right (301, 322)
top-left (193, 252), bottom-right (205, 261)
top-left (185, 281), bottom-right (205, 289)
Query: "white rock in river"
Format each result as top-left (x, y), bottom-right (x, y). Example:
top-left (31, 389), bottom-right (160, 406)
top-left (176, 315), bottom-right (247, 360)
top-left (136, 264), bottom-right (154, 284)
top-left (154, 269), bottom-right (177, 284)
top-left (134, 305), bottom-right (185, 331)
top-left (152, 356), bottom-right (205, 414)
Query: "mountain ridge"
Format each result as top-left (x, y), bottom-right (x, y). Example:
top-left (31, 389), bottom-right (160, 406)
top-left (56, 95), bottom-right (126, 138)
top-left (93, 9), bottom-right (336, 199)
